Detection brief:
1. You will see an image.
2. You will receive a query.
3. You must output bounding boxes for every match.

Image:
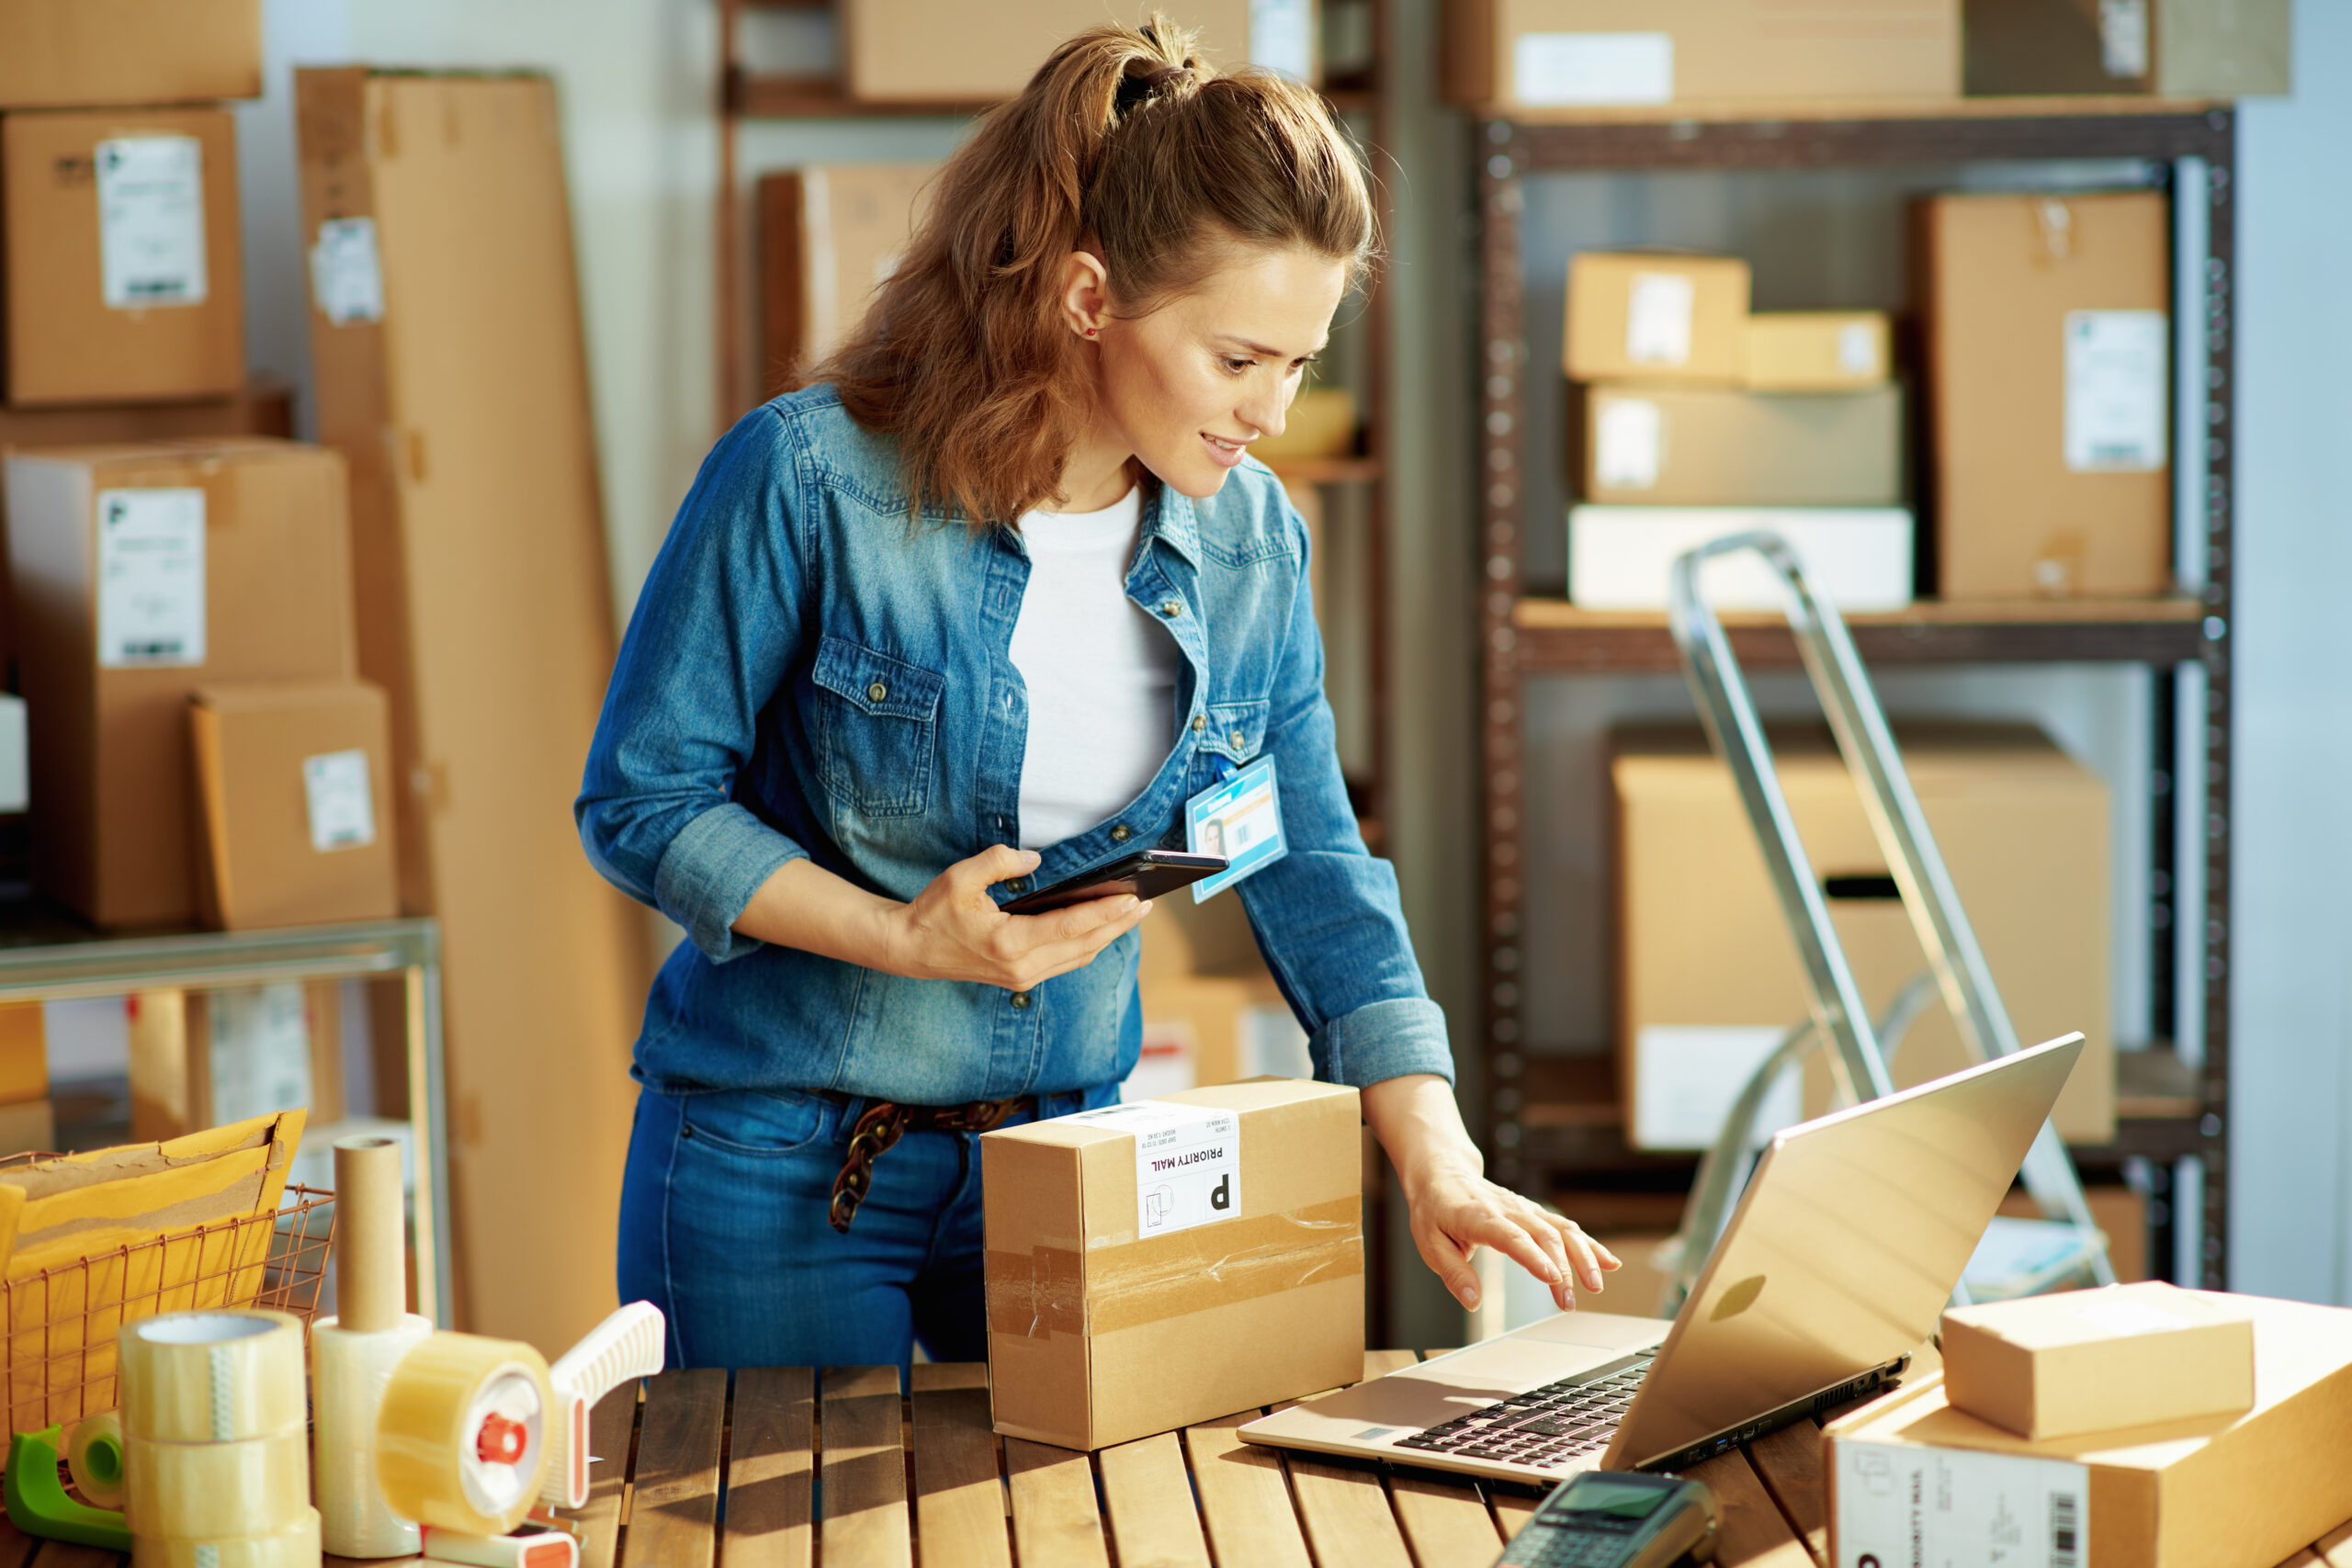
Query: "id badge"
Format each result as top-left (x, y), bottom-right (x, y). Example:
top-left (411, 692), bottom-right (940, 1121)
top-left (1185, 754), bottom-right (1286, 901)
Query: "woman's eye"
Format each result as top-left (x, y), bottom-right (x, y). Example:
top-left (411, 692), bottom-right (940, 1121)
top-left (1223, 358), bottom-right (1253, 374)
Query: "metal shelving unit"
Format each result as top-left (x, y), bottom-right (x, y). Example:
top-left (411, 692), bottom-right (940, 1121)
top-left (1472, 102), bottom-right (2238, 1287)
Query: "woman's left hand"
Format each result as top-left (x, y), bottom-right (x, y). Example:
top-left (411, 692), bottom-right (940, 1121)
top-left (1361, 1074), bottom-right (1620, 1313)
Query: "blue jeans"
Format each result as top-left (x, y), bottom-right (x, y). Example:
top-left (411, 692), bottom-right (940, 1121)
top-left (616, 1081), bottom-right (1116, 1378)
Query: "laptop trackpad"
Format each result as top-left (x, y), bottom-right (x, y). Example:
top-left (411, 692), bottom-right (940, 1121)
top-left (1398, 1337), bottom-right (1618, 1398)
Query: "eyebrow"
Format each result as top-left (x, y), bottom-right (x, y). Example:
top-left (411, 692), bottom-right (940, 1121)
top-left (1219, 336), bottom-right (1326, 359)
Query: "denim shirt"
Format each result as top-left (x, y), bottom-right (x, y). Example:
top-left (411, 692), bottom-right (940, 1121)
top-left (576, 385), bottom-right (1453, 1104)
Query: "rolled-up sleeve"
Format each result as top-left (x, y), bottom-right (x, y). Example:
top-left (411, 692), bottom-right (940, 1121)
top-left (1237, 499), bottom-right (1456, 1089)
top-left (577, 407), bottom-right (809, 963)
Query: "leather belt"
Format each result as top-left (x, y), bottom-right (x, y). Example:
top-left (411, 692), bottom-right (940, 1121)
top-left (826, 1094), bottom-right (1035, 1233)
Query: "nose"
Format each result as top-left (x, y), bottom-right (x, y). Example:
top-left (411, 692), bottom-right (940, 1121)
top-left (1238, 380), bottom-right (1288, 442)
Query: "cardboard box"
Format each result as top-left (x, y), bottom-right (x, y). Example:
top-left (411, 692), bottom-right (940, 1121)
top-left (1566, 253), bottom-right (1748, 385)
top-left (1919, 191), bottom-right (2172, 599)
top-left (1999, 1185), bottom-right (2148, 1282)
top-left (1827, 1294), bottom-right (2352, 1568)
top-left (189, 682), bottom-right (399, 931)
top-left (1442, 0), bottom-right (1961, 110)
top-left (0, 1003), bottom-right (43, 1104)
top-left (1743, 310), bottom-right (1893, 390)
top-left (1251, 388), bottom-right (1358, 464)
top-left (5, 439), bottom-right (355, 927)
top-left (1942, 1281), bottom-right (2256, 1439)
top-left (843, 0), bottom-right (1318, 103)
top-left (298, 69), bottom-right (653, 1354)
top-left (0, 1098), bottom-right (52, 1156)
top-left (1566, 504), bottom-right (1914, 613)
top-left (0, 0), bottom-right (262, 108)
top-left (983, 1078), bottom-right (1363, 1450)
top-left (1964, 0), bottom-right (2291, 98)
top-left (757, 163), bottom-right (939, 398)
top-left (1612, 724), bottom-right (2113, 1148)
top-left (1575, 383), bottom-right (1904, 506)
top-left (2, 108), bottom-right (245, 406)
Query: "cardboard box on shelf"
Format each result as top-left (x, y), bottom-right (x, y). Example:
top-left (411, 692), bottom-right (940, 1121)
top-left (1964, 0), bottom-right (2291, 98)
top-left (1566, 253), bottom-right (1749, 385)
top-left (1252, 388), bottom-right (1358, 464)
top-left (0, 0), bottom-right (262, 108)
top-left (189, 682), bottom-right (399, 931)
top-left (1999, 1184), bottom-right (2148, 1282)
top-left (0, 1003), bottom-right (44, 1105)
top-left (1133, 895), bottom-right (1312, 1098)
top-left (983, 1077), bottom-right (1363, 1450)
top-left (757, 163), bottom-right (939, 399)
top-left (5, 439), bottom-right (354, 927)
top-left (1743, 310), bottom-right (1893, 390)
top-left (1919, 190), bottom-right (2172, 600)
top-left (298, 68), bottom-right (652, 1354)
top-left (1611, 724), bottom-right (2113, 1149)
top-left (1442, 0), bottom-right (1961, 110)
top-left (2, 107), bottom-right (245, 406)
top-left (1941, 1280), bottom-right (2255, 1440)
top-left (1826, 1294), bottom-right (2352, 1568)
top-left (1567, 504), bottom-right (1914, 613)
top-left (843, 0), bottom-right (1318, 103)
top-left (0, 1098), bottom-right (53, 1156)
top-left (1574, 383), bottom-right (1904, 507)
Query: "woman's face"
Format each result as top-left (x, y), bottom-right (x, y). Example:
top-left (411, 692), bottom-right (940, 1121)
top-left (1090, 243), bottom-right (1350, 500)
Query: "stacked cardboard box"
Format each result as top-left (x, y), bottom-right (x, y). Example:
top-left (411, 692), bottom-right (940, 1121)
top-left (1564, 252), bottom-right (1912, 611)
top-left (1964, 0), bottom-right (2291, 98)
top-left (842, 0), bottom-right (1320, 104)
top-left (1134, 893), bottom-right (1311, 1099)
top-left (0, 1002), bottom-right (51, 1155)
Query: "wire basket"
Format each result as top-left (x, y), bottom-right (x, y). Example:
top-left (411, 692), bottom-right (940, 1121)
top-left (0, 1168), bottom-right (335, 1434)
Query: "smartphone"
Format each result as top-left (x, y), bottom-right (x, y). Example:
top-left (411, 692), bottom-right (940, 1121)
top-left (1000, 850), bottom-right (1229, 915)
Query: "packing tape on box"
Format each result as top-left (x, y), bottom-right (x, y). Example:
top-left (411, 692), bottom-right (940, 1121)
top-left (376, 1331), bottom-right (556, 1537)
top-left (129, 1506), bottom-right (322, 1568)
top-left (65, 1409), bottom-right (126, 1509)
top-left (118, 1309), bottom-right (308, 1443)
top-left (123, 1427), bottom-right (311, 1541)
top-left (984, 1196), bottom-right (1363, 1338)
top-left (312, 1312), bottom-right (436, 1557)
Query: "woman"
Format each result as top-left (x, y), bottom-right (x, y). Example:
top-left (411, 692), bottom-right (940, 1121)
top-left (578, 15), bottom-right (1617, 1373)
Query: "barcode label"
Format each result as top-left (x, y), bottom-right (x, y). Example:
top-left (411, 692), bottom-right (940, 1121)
top-left (1835, 1439), bottom-right (2088, 1567)
top-left (2052, 1490), bottom-right (2081, 1567)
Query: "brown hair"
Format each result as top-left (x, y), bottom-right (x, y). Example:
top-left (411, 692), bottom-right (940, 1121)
top-left (819, 13), bottom-right (1376, 527)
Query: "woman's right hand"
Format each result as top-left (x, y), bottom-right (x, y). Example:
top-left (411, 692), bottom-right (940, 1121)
top-left (885, 845), bottom-right (1151, 989)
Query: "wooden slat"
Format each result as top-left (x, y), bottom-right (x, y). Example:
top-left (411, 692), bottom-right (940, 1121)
top-left (1100, 1432), bottom-right (1213, 1568)
top-left (2277, 1552), bottom-right (2324, 1567)
top-left (1287, 1450), bottom-right (1415, 1568)
top-left (24, 1547), bottom-right (117, 1568)
top-left (1185, 1414), bottom-right (1314, 1568)
top-left (0, 1514), bottom-right (43, 1568)
top-left (1746, 1421), bottom-right (1829, 1566)
top-left (911, 1361), bottom-right (989, 1392)
top-left (1006, 1438), bottom-right (1112, 1568)
top-left (724, 1367), bottom-right (815, 1568)
top-left (1390, 1470), bottom-right (1508, 1568)
top-left (621, 1368), bottom-right (728, 1568)
top-left (910, 1379), bottom-right (1013, 1568)
top-left (1491, 1488), bottom-right (1542, 1542)
top-left (821, 1365), bottom-right (912, 1568)
top-left (571, 1379), bottom-right (643, 1568)
top-left (1690, 1450), bottom-right (1814, 1567)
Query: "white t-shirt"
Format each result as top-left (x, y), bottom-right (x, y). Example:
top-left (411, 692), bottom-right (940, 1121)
top-left (1010, 487), bottom-right (1183, 850)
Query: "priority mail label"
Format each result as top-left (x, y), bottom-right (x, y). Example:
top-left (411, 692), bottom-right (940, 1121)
top-left (96, 135), bottom-right (209, 309)
top-left (1836, 1439), bottom-right (2086, 1568)
top-left (1066, 1100), bottom-right (1240, 1237)
top-left (303, 749), bottom-right (378, 852)
top-left (96, 488), bottom-right (206, 667)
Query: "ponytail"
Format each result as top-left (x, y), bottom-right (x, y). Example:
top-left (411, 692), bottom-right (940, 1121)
top-left (820, 13), bottom-right (1374, 528)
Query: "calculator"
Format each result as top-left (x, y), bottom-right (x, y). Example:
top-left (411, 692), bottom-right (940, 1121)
top-left (1492, 1471), bottom-right (1716, 1568)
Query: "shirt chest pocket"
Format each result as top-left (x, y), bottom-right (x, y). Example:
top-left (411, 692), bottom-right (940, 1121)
top-left (811, 636), bottom-right (946, 818)
top-left (1194, 698), bottom-right (1269, 776)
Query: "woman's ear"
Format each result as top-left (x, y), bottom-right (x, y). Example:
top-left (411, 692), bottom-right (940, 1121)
top-left (1057, 249), bottom-right (1112, 341)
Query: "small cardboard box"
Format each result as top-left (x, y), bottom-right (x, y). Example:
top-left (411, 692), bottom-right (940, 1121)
top-left (1919, 191), bottom-right (2172, 599)
top-left (983, 1078), bottom-right (1363, 1450)
top-left (1743, 310), bottom-right (1893, 390)
top-left (0, 1003), bottom-right (45, 1105)
top-left (190, 682), bottom-right (399, 931)
top-left (1443, 0), bottom-right (1961, 110)
top-left (1565, 253), bottom-right (1749, 385)
top-left (0, 0), bottom-right (262, 108)
top-left (1575, 383), bottom-right (1904, 506)
top-left (843, 0), bottom-right (1318, 104)
top-left (2, 107), bottom-right (245, 406)
top-left (1941, 1281), bottom-right (2256, 1440)
top-left (5, 439), bottom-right (355, 926)
top-left (0, 1099), bottom-right (52, 1157)
top-left (1566, 504), bottom-right (1914, 614)
top-left (1827, 1294), bottom-right (2352, 1568)
top-left (757, 163), bottom-right (939, 398)
top-left (1964, 0), bottom-right (2291, 98)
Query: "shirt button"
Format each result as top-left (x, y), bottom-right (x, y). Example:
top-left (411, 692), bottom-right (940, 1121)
top-left (1005, 878), bottom-right (1027, 894)
top-left (1111, 824), bottom-right (1131, 842)
top-left (1191, 715), bottom-right (1206, 732)
top-left (1011, 991), bottom-right (1031, 1009)
top-left (866, 681), bottom-right (888, 703)
top-left (1230, 729), bottom-right (1247, 749)
top-left (1160, 599), bottom-right (1182, 617)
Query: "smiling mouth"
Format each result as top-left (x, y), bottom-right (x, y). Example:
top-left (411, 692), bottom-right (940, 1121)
top-left (1202, 433), bottom-right (1249, 465)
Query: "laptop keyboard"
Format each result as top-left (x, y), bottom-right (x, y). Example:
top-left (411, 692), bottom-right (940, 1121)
top-left (1391, 1351), bottom-right (1655, 1471)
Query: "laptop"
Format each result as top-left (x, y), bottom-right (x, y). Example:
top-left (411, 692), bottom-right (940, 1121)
top-left (1240, 1032), bottom-right (2085, 1483)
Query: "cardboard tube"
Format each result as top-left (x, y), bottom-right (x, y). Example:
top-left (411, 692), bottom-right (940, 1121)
top-left (129, 1506), bottom-right (322, 1568)
top-left (118, 1310), bottom-right (307, 1444)
top-left (334, 1134), bottom-right (407, 1332)
top-left (123, 1428), bottom-right (311, 1540)
top-left (312, 1311), bottom-right (435, 1557)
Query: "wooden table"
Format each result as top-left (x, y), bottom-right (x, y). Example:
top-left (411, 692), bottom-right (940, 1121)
top-left (6, 1350), bottom-right (2349, 1566)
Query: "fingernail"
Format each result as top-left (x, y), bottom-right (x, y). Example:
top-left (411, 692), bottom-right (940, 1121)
top-left (1545, 1262), bottom-right (1563, 1285)
top-left (1586, 1271), bottom-right (1602, 1291)
top-left (1122, 897), bottom-right (1140, 913)
top-left (1461, 1284), bottom-right (1480, 1309)
top-left (1137, 898), bottom-right (1154, 914)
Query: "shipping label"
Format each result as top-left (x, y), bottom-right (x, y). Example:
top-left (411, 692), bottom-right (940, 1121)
top-left (96, 136), bottom-right (209, 309)
top-left (1595, 396), bottom-right (1662, 491)
top-left (1625, 271), bottom-right (1696, 367)
top-left (310, 217), bottom-right (386, 324)
top-left (2063, 310), bottom-right (2168, 472)
top-left (96, 488), bottom-right (206, 668)
top-left (1513, 32), bottom-right (1673, 107)
top-left (303, 749), bottom-right (379, 853)
top-left (1836, 1439), bottom-right (2086, 1568)
top-left (206, 983), bottom-right (314, 1128)
top-left (1065, 1100), bottom-right (1241, 1238)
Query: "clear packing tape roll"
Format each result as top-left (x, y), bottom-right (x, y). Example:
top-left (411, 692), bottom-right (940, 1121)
top-left (118, 1311), bottom-right (308, 1443)
top-left (377, 1332), bottom-right (555, 1537)
top-left (129, 1506), bottom-right (322, 1568)
top-left (312, 1313), bottom-right (436, 1557)
top-left (66, 1410), bottom-right (126, 1509)
top-left (124, 1428), bottom-right (311, 1541)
